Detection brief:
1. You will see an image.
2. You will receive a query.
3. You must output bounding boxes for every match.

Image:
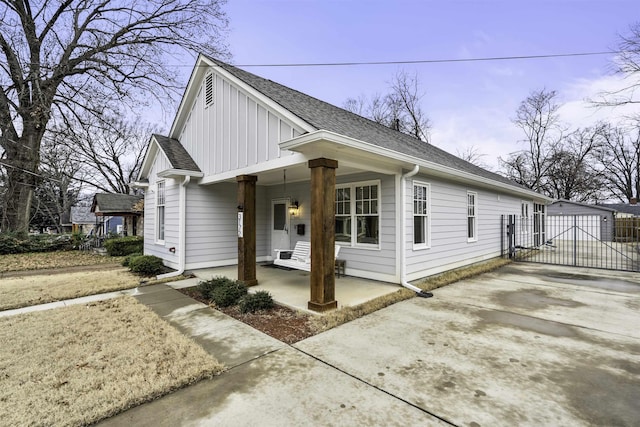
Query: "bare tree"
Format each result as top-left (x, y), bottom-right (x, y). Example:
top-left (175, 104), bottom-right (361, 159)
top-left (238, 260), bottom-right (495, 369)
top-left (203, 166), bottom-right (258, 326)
top-left (344, 70), bottom-right (431, 142)
top-left (52, 115), bottom-right (156, 195)
top-left (595, 122), bottom-right (640, 202)
top-left (30, 140), bottom-right (83, 233)
top-left (456, 145), bottom-right (491, 169)
top-left (0, 0), bottom-right (228, 233)
top-left (500, 89), bottom-right (563, 191)
top-left (544, 125), bottom-right (605, 202)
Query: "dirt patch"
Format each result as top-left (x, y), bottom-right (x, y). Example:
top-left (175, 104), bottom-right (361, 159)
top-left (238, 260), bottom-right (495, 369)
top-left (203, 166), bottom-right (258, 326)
top-left (178, 287), bottom-right (316, 344)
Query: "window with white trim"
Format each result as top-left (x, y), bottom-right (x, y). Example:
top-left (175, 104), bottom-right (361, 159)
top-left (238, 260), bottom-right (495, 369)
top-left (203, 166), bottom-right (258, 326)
top-left (335, 187), bottom-right (351, 243)
top-left (204, 73), bottom-right (214, 107)
top-left (467, 191), bottom-right (477, 241)
top-left (413, 182), bottom-right (430, 248)
top-left (521, 201), bottom-right (530, 233)
top-left (156, 180), bottom-right (165, 242)
top-left (335, 181), bottom-right (380, 247)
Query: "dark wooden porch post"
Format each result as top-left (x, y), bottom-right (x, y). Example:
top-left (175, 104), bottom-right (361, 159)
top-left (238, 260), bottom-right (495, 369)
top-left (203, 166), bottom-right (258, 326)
top-left (237, 175), bottom-right (258, 286)
top-left (308, 158), bottom-right (338, 312)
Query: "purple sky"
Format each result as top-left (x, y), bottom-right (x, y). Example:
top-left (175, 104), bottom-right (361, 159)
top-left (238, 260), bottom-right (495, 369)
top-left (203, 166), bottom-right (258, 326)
top-left (209, 0), bottom-right (640, 168)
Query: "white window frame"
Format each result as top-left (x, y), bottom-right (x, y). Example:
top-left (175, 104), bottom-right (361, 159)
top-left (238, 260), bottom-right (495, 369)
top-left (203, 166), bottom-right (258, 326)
top-left (467, 191), bottom-right (478, 242)
top-left (413, 181), bottom-right (431, 249)
top-left (335, 180), bottom-right (381, 249)
top-left (521, 201), bottom-right (530, 234)
top-left (156, 180), bottom-right (166, 244)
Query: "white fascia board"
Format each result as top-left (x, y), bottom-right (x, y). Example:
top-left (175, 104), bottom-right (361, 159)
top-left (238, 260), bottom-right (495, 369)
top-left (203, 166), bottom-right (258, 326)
top-left (199, 152), bottom-right (308, 186)
top-left (137, 137), bottom-right (159, 180)
top-left (169, 55), bottom-right (316, 139)
top-left (157, 169), bottom-right (204, 179)
top-left (281, 130), bottom-right (552, 202)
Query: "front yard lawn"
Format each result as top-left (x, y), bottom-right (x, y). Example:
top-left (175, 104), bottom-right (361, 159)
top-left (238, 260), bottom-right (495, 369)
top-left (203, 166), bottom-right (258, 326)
top-left (0, 251), bottom-right (124, 273)
top-left (0, 297), bottom-right (224, 426)
top-left (0, 268), bottom-right (141, 311)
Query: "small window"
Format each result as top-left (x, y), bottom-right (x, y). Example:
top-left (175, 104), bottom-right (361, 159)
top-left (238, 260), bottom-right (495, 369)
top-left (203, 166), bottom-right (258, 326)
top-left (467, 191), bottom-right (477, 242)
top-left (157, 181), bottom-right (165, 242)
top-left (413, 182), bottom-right (430, 248)
top-left (521, 201), bottom-right (530, 233)
top-left (204, 73), bottom-right (214, 107)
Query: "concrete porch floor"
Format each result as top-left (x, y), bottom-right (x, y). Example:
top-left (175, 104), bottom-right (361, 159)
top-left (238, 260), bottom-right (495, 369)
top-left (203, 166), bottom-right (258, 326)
top-left (187, 263), bottom-right (401, 314)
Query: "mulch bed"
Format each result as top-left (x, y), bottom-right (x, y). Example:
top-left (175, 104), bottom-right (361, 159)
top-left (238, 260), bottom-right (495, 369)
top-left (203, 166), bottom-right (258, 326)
top-left (177, 287), bottom-right (317, 344)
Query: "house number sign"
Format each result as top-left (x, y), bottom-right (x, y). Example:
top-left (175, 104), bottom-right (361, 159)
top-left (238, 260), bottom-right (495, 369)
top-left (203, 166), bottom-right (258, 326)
top-left (237, 212), bottom-right (243, 238)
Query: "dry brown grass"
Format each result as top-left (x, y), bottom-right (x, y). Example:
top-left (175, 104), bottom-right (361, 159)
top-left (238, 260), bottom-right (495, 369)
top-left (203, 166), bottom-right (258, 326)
top-left (0, 296), bottom-right (224, 427)
top-left (0, 268), bottom-right (141, 311)
top-left (311, 258), bottom-right (511, 333)
top-left (0, 251), bottom-right (125, 273)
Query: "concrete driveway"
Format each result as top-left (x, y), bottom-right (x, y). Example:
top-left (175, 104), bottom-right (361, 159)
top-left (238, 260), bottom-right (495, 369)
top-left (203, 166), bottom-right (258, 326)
top-left (297, 263), bottom-right (640, 426)
top-left (101, 263), bottom-right (640, 426)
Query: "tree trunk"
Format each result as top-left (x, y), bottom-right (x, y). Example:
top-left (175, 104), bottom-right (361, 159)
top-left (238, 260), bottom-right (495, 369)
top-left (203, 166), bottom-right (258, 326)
top-left (1, 130), bottom-right (42, 234)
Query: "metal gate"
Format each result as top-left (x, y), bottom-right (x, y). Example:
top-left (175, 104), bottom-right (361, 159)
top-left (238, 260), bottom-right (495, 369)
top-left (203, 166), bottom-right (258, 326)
top-left (501, 214), bottom-right (640, 272)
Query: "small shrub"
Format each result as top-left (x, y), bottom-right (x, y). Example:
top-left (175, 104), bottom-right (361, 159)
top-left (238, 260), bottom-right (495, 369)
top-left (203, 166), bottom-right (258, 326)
top-left (104, 236), bottom-right (143, 256)
top-left (197, 276), bottom-right (247, 307)
top-left (122, 252), bottom-right (143, 267)
top-left (239, 291), bottom-right (274, 313)
top-left (128, 255), bottom-right (164, 276)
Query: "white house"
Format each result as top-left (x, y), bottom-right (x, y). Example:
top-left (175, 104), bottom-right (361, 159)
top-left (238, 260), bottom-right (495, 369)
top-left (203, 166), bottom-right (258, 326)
top-left (135, 54), bottom-right (550, 311)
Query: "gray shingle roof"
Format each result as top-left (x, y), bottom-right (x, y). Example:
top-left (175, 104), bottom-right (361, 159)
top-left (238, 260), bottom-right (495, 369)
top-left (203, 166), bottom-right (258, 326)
top-left (205, 55), bottom-right (523, 189)
top-left (70, 206), bottom-right (96, 224)
top-left (153, 134), bottom-right (201, 172)
top-left (92, 193), bottom-right (143, 214)
top-left (600, 203), bottom-right (640, 216)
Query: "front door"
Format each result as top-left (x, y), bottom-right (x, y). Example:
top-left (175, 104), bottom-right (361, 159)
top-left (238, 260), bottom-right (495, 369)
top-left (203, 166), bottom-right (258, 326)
top-left (271, 198), bottom-right (290, 258)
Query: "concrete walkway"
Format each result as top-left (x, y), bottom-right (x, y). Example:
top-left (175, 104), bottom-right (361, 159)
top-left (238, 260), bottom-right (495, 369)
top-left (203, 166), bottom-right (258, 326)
top-left (99, 283), bottom-right (445, 426)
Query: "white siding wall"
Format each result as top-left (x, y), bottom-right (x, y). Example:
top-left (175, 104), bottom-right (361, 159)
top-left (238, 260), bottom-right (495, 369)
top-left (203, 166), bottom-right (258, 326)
top-left (405, 174), bottom-right (529, 280)
top-left (143, 152), bottom-right (180, 268)
top-left (178, 71), bottom-right (304, 176)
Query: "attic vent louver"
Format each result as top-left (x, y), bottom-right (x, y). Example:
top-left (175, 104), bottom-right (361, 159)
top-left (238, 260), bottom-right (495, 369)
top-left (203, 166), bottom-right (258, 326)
top-left (205, 73), bottom-right (214, 107)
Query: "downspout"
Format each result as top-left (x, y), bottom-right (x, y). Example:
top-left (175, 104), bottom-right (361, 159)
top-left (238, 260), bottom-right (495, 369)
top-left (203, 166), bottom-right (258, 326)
top-left (400, 165), bottom-right (433, 298)
top-left (157, 176), bottom-right (190, 279)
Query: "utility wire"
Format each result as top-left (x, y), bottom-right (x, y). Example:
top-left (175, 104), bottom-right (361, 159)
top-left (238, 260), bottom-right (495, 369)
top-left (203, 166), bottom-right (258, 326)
top-left (230, 51), bottom-right (622, 68)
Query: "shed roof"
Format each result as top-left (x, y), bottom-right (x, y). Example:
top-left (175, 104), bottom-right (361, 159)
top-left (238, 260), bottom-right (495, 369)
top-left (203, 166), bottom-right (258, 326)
top-left (152, 134), bottom-right (201, 172)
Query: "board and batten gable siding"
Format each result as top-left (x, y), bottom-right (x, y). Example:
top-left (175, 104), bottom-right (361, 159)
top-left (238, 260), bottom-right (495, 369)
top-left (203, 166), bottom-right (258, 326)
top-left (177, 71), bottom-right (306, 177)
top-left (143, 152), bottom-right (180, 268)
top-left (405, 175), bottom-right (526, 280)
top-left (335, 172), bottom-right (397, 282)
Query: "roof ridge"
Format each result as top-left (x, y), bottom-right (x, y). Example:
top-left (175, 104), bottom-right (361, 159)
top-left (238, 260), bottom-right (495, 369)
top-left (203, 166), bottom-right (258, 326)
top-left (201, 55), bottom-right (526, 191)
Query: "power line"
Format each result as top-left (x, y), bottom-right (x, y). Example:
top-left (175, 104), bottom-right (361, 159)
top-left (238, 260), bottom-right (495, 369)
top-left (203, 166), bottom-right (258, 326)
top-left (229, 51), bottom-right (622, 68)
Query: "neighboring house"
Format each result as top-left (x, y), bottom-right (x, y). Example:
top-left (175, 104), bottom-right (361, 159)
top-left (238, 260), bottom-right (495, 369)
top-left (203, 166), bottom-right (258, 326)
top-left (547, 199), bottom-right (617, 242)
top-left (135, 54), bottom-right (549, 311)
top-left (70, 205), bottom-right (97, 235)
top-left (600, 198), bottom-right (640, 218)
top-left (91, 193), bottom-right (144, 237)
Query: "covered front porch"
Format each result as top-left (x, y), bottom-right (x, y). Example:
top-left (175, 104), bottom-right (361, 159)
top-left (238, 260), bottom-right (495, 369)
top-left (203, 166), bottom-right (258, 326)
top-left (189, 263), bottom-right (400, 314)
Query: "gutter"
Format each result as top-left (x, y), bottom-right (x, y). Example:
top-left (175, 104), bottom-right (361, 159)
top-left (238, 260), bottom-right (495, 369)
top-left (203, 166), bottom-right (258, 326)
top-left (157, 176), bottom-right (191, 279)
top-left (400, 165), bottom-right (433, 298)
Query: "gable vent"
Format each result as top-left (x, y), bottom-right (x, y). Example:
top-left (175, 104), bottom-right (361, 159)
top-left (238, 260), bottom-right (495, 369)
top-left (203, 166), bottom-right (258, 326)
top-left (204, 73), bottom-right (214, 107)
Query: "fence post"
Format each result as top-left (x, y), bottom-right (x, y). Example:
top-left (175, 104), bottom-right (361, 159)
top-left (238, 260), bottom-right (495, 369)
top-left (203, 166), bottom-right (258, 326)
top-left (573, 215), bottom-right (577, 266)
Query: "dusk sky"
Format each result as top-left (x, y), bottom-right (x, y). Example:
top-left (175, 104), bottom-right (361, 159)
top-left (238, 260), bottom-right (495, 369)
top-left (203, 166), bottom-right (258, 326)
top-left (208, 0), bottom-right (639, 169)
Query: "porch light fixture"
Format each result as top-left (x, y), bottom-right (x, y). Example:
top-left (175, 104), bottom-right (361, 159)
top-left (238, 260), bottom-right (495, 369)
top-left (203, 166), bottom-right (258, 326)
top-left (289, 200), bottom-right (299, 216)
